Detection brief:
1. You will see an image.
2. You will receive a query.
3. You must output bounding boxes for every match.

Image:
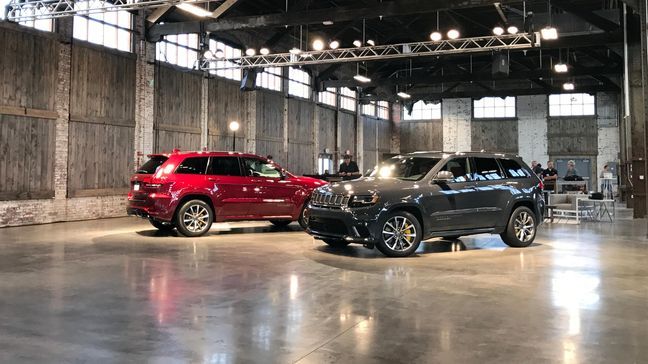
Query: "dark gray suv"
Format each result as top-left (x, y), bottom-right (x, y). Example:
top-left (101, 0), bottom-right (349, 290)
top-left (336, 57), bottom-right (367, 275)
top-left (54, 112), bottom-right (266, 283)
top-left (306, 152), bottom-right (545, 257)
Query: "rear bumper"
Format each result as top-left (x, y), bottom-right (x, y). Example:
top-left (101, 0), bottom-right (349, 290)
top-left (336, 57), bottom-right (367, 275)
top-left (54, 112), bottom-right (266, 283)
top-left (127, 195), bottom-right (175, 222)
top-left (306, 205), bottom-right (382, 245)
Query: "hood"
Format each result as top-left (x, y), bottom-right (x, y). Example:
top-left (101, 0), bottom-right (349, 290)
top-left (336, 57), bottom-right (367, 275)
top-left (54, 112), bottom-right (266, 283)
top-left (290, 176), bottom-right (328, 189)
top-left (319, 177), bottom-right (419, 196)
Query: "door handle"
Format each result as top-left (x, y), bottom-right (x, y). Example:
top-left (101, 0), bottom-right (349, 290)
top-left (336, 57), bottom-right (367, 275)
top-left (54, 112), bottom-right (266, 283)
top-left (505, 181), bottom-right (519, 185)
top-left (207, 177), bottom-right (217, 182)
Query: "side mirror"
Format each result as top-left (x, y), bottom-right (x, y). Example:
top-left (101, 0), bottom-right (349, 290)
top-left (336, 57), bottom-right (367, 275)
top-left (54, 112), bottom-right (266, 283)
top-left (434, 170), bottom-right (454, 183)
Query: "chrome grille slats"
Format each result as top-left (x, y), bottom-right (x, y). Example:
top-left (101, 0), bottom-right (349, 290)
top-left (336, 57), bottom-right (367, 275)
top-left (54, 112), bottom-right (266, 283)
top-left (311, 191), bottom-right (350, 209)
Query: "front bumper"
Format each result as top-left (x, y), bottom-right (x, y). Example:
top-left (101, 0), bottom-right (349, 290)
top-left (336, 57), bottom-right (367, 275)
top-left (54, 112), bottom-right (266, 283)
top-left (306, 204), bottom-right (382, 245)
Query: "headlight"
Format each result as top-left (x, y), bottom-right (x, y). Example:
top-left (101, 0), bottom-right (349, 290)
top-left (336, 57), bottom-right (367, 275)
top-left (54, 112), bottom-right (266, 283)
top-left (349, 194), bottom-right (380, 207)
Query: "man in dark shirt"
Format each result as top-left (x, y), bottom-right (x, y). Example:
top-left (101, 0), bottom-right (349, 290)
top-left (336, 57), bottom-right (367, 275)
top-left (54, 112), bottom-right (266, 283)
top-left (339, 155), bottom-right (360, 178)
top-left (542, 160), bottom-right (559, 191)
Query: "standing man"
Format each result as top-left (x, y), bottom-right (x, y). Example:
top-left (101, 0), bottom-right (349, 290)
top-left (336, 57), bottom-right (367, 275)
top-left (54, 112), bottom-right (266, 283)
top-left (542, 160), bottom-right (559, 192)
top-left (339, 154), bottom-right (360, 178)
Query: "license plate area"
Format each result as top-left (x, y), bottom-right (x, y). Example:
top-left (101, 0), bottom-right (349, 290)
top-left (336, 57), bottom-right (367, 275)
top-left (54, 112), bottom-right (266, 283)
top-left (133, 183), bottom-right (140, 191)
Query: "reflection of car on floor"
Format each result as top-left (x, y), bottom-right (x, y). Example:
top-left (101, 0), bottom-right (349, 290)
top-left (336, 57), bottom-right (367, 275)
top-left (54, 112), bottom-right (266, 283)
top-left (306, 152), bottom-right (545, 257)
top-left (127, 150), bottom-right (327, 237)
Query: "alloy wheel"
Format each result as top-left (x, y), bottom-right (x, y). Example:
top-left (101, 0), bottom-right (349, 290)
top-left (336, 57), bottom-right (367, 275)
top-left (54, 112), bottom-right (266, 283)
top-left (514, 211), bottom-right (535, 242)
top-left (183, 205), bottom-right (210, 233)
top-left (382, 216), bottom-right (417, 252)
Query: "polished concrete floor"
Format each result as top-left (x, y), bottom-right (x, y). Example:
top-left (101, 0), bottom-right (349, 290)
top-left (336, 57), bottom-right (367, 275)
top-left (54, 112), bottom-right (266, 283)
top-left (1, 217), bottom-right (647, 363)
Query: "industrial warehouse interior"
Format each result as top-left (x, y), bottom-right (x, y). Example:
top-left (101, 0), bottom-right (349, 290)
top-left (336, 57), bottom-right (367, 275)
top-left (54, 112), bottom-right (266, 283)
top-left (1, 0), bottom-right (648, 362)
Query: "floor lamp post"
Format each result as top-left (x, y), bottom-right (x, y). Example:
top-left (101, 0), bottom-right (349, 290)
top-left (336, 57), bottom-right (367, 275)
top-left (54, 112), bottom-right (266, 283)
top-left (229, 121), bottom-right (240, 151)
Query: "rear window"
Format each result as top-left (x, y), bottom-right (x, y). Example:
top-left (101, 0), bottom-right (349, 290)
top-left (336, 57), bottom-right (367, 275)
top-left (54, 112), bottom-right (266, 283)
top-left (499, 159), bottom-right (531, 179)
top-left (175, 157), bottom-right (209, 175)
top-left (136, 156), bottom-right (168, 174)
top-left (472, 158), bottom-right (504, 181)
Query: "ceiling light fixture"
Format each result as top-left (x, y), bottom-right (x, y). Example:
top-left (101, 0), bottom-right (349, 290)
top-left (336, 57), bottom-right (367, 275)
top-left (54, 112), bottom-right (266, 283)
top-left (430, 31), bottom-right (443, 41)
top-left (312, 39), bottom-right (325, 51)
top-left (259, 47), bottom-right (270, 55)
top-left (507, 25), bottom-right (519, 34)
top-left (447, 29), bottom-right (460, 39)
top-left (397, 92), bottom-right (411, 99)
top-left (176, 3), bottom-right (212, 17)
top-left (203, 50), bottom-right (215, 60)
top-left (353, 74), bottom-right (371, 83)
top-left (554, 63), bottom-right (568, 73)
top-left (541, 26), bottom-right (559, 40)
top-left (367, 39), bottom-right (375, 46)
top-left (289, 47), bottom-right (302, 55)
top-left (329, 40), bottom-right (340, 49)
top-left (492, 26), bottom-right (504, 36)
top-left (214, 49), bottom-right (224, 58)
top-left (563, 82), bottom-right (575, 91)
top-left (353, 40), bottom-right (362, 47)
top-left (245, 48), bottom-right (256, 56)
top-left (322, 20), bottom-right (334, 25)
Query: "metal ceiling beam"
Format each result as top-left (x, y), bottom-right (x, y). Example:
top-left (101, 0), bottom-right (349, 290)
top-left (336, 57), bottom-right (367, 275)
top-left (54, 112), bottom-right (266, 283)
top-left (210, 0), bottom-right (239, 19)
top-left (200, 33), bottom-right (539, 71)
top-left (322, 66), bottom-right (622, 88)
top-left (147, 0), bottom-right (520, 39)
top-left (549, 0), bottom-right (621, 32)
top-left (5, 0), bottom-right (214, 22)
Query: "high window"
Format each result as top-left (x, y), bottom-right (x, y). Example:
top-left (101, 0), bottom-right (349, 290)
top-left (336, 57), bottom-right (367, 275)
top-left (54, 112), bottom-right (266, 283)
top-left (404, 100), bottom-right (442, 120)
top-left (256, 67), bottom-right (282, 91)
top-left (340, 87), bottom-right (357, 112)
top-left (156, 34), bottom-right (199, 69)
top-left (473, 97), bottom-right (516, 118)
top-left (377, 101), bottom-right (390, 119)
top-left (5, 6), bottom-right (54, 31)
top-left (288, 67), bottom-right (311, 99)
top-left (362, 101), bottom-right (377, 117)
top-left (73, 2), bottom-right (132, 52)
top-left (549, 93), bottom-right (596, 117)
top-left (318, 87), bottom-right (337, 107)
top-left (208, 40), bottom-right (242, 81)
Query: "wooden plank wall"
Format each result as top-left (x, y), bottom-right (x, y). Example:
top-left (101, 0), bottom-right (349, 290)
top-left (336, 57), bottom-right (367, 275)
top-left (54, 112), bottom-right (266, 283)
top-left (0, 28), bottom-right (58, 200)
top-left (208, 77), bottom-right (247, 151)
top-left (316, 106), bottom-right (336, 152)
top-left (548, 117), bottom-right (598, 156)
top-left (287, 98), bottom-right (314, 174)
top-left (471, 119), bottom-right (518, 153)
top-left (256, 91), bottom-right (285, 165)
top-left (363, 116), bottom-right (378, 170)
top-left (338, 111), bottom-right (356, 157)
top-left (68, 45), bottom-right (135, 197)
top-left (155, 65), bottom-right (202, 152)
top-left (399, 120), bottom-right (443, 153)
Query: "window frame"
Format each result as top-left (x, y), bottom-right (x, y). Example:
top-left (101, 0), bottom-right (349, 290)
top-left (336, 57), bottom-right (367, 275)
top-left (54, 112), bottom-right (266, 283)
top-left (208, 40), bottom-right (242, 81)
top-left (72, 1), bottom-right (133, 52)
top-left (472, 96), bottom-right (517, 119)
top-left (340, 87), bottom-right (357, 112)
top-left (156, 34), bottom-right (200, 69)
top-left (288, 67), bottom-right (312, 99)
top-left (497, 158), bottom-right (531, 179)
top-left (403, 100), bottom-right (442, 121)
top-left (437, 157), bottom-right (473, 183)
top-left (470, 157), bottom-right (506, 181)
top-left (174, 156), bottom-right (209, 175)
top-left (256, 67), bottom-right (283, 92)
top-left (241, 157), bottom-right (283, 179)
top-left (548, 93), bottom-right (597, 117)
top-left (207, 156), bottom-right (243, 177)
top-left (318, 87), bottom-right (337, 108)
top-left (362, 101), bottom-right (377, 117)
top-left (376, 101), bottom-right (390, 120)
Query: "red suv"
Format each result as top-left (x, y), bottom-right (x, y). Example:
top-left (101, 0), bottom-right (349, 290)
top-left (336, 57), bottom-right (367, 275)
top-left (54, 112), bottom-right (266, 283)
top-left (127, 151), bottom-right (327, 237)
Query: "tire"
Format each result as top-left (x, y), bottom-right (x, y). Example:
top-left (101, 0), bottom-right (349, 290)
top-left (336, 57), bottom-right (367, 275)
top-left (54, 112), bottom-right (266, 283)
top-left (175, 199), bottom-right (214, 237)
top-left (376, 211), bottom-right (422, 257)
top-left (298, 202), bottom-right (309, 229)
top-left (270, 220), bottom-right (291, 228)
top-left (149, 219), bottom-right (175, 231)
top-left (323, 239), bottom-right (350, 248)
top-left (441, 235), bottom-right (460, 240)
top-left (500, 206), bottom-right (537, 248)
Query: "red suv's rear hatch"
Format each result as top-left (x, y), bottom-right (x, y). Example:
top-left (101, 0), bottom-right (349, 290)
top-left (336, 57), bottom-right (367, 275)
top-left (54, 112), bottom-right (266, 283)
top-left (129, 155), bottom-right (169, 202)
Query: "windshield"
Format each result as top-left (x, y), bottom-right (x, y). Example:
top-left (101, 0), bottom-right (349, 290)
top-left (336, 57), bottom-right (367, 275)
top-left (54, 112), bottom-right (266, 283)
top-left (370, 157), bottom-right (441, 181)
top-left (135, 156), bottom-right (168, 174)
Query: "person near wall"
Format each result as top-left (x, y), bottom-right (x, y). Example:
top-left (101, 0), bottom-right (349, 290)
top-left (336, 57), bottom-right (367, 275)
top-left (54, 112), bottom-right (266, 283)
top-left (339, 154), bottom-right (360, 178)
top-left (533, 162), bottom-right (543, 176)
top-left (564, 160), bottom-right (580, 179)
top-left (542, 161), bottom-right (559, 192)
top-left (600, 164), bottom-right (613, 197)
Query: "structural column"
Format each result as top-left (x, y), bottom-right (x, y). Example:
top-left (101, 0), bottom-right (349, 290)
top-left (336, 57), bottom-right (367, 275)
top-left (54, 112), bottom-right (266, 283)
top-left (53, 18), bottom-right (73, 200)
top-left (134, 12), bottom-right (156, 163)
top-left (391, 102), bottom-right (402, 154)
top-left (442, 98), bottom-right (472, 152)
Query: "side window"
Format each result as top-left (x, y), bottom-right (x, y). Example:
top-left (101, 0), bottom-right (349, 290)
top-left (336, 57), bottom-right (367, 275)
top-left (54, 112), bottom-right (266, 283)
top-left (439, 158), bottom-right (471, 182)
top-left (473, 158), bottom-right (504, 181)
top-left (499, 159), bottom-right (530, 179)
top-left (242, 158), bottom-right (282, 178)
top-left (175, 157), bottom-right (208, 175)
top-left (207, 157), bottom-right (242, 176)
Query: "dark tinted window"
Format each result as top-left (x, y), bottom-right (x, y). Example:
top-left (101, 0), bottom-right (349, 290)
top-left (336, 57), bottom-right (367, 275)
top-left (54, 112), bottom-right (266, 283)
top-left (499, 159), bottom-right (530, 179)
top-left (370, 157), bottom-right (441, 181)
top-left (208, 157), bottom-right (242, 176)
top-left (136, 156), bottom-right (168, 174)
top-left (473, 158), bottom-right (504, 181)
top-left (175, 157), bottom-right (208, 175)
top-left (438, 158), bottom-right (471, 182)
top-left (242, 158), bottom-right (282, 178)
